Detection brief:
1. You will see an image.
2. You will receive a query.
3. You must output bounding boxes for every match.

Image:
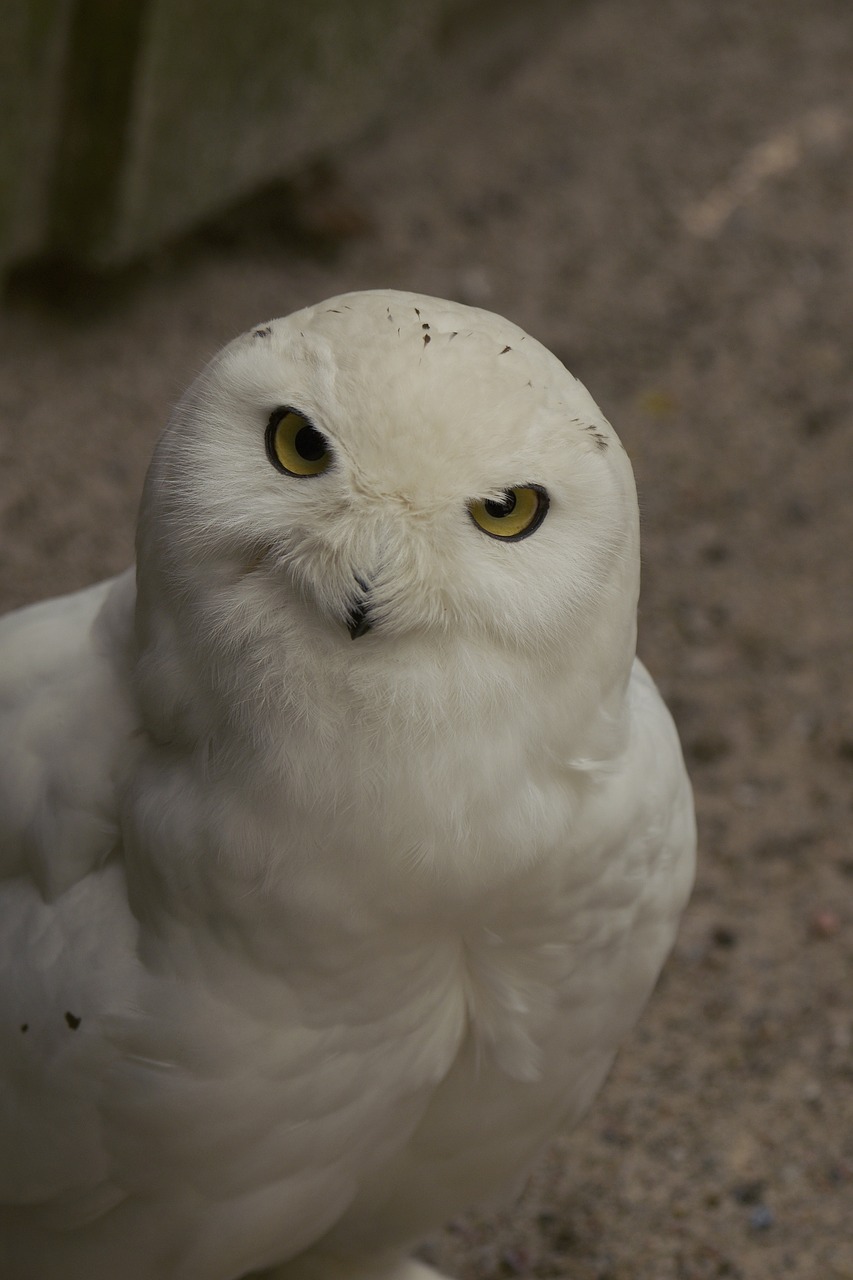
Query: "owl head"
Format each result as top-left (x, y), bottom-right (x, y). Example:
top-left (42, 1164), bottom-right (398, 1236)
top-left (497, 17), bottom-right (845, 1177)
top-left (134, 291), bottom-right (640, 751)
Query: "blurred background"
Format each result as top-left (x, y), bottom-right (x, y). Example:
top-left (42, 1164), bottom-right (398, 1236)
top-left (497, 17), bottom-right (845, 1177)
top-left (1, 1), bottom-right (852, 1276)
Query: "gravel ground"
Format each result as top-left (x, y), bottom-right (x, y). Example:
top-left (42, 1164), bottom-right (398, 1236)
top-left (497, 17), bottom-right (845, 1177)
top-left (1, 1), bottom-right (851, 1277)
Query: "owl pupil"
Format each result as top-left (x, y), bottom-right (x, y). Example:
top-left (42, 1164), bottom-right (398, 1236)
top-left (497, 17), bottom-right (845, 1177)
top-left (484, 491), bottom-right (517, 519)
top-left (294, 424), bottom-right (326, 461)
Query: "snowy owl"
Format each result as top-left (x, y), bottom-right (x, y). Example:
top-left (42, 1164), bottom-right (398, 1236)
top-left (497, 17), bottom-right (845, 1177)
top-left (0, 290), bottom-right (695, 1280)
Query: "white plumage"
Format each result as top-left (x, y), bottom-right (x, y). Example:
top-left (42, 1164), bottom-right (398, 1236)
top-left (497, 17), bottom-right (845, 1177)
top-left (0, 290), bottom-right (695, 1280)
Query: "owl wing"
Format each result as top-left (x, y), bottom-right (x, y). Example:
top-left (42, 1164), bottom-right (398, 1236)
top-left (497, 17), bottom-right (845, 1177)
top-left (0, 570), bottom-right (137, 898)
top-left (0, 570), bottom-right (140, 1218)
top-left (0, 571), bottom-right (466, 1272)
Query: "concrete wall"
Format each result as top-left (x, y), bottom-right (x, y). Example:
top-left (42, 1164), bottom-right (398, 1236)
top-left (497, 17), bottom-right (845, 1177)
top-left (1, 0), bottom-right (465, 275)
top-left (0, 0), bottom-right (72, 268)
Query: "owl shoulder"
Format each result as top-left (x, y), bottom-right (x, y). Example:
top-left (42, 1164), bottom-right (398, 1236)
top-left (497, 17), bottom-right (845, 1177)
top-left (0, 570), bottom-right (139, 898)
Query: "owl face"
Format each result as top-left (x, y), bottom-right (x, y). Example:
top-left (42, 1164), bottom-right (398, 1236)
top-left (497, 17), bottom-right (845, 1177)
top-left (138, 291), bottom-right (639, 691)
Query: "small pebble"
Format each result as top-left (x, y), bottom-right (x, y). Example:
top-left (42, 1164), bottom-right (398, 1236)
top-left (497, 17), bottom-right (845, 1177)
top-left (712, 924), bottom-right (738, 949)
top-left (810, 909), bottom-right (841, 938)
top-left (749, 1205), bottom-right (774, 1231)
top-left (733, 1181), bottom-right (765, 1206)
top-left (802, 1080), bottom-right (822, 1104)
top-left (500, 1247), bottom-right (530, 1275)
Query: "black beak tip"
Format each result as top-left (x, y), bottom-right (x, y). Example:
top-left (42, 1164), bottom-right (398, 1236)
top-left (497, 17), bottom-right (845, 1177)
top-left (347, 575), bottom-right (373, 639)
top-left (347, 603), bottom-right (372, 640)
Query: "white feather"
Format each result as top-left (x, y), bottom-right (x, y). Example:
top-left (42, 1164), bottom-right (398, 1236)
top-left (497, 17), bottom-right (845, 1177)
top-left (0, 291), bottom-right (695, 1280)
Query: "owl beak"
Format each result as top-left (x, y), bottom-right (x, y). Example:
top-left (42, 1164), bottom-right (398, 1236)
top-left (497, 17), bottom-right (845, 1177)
top-left (346, 577), bottom-right (373, 640)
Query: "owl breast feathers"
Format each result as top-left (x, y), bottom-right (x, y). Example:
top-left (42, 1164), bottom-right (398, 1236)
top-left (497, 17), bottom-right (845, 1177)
top-left (0, 290), bottom-right (695, 1280)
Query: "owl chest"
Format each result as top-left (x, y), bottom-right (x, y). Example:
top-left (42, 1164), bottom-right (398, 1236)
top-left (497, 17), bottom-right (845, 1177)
top-left (326, 889), bottom-right (651, 1246)
top-left (450, 885), bottom-right (635, 1090)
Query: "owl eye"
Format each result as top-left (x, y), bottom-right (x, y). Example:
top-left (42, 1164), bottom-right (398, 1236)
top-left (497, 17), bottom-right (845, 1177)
top-left (265, 408), bottom-right (332, 477)
top-left (468, 485), bottom-right (549, 541)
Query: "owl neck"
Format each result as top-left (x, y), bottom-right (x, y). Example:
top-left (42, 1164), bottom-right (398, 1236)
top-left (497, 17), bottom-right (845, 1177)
top-left (129, 574), bottom-right (636, 939)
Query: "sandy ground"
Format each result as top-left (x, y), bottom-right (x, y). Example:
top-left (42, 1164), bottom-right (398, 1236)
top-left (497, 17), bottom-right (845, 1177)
top-left (1, 0), bottom-right (852, 1276)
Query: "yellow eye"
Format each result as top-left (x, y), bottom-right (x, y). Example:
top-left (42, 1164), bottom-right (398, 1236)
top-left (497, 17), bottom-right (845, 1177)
top-left (468, 485), bottom-right (549, 541)
top-left (265, 408), bottom-right (332, 477)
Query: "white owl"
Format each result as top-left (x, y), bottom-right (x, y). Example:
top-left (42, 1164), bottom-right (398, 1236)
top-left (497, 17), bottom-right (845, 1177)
top-left (0, 290), bottom-right (695, 1280)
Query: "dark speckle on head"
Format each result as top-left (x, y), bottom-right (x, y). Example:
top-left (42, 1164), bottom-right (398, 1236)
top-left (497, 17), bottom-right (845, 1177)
top-left (422, 322), bottom-right (430, 330)
top-left (500, 345), bottom-right (512, 355)
top-left (65, 1011), bottom-right (81, 1030)
top-left (584, 425), bottom-right (609, 451)
top-left (423, 333), bottom-right (431, 347)
top-left (414, 307), bottom-right (421, 317)
top-left (252, 326), bottom-right (271, 339)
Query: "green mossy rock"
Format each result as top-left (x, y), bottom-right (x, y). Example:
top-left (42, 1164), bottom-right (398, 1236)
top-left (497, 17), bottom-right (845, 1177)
top-left (44, 0), bottom-right (463, 266)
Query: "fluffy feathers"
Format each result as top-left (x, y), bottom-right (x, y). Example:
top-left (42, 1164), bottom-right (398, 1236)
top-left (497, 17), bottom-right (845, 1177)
top-left (0, 291), bottom-right (695, 1280)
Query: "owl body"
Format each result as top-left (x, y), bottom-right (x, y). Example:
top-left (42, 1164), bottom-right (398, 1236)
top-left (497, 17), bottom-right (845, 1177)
top-left (0, 292), bottom-right (695, 1280)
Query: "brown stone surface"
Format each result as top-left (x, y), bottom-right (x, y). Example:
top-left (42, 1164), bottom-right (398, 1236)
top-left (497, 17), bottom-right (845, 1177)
top-left (1, 1), bottom-right (852, 1276)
